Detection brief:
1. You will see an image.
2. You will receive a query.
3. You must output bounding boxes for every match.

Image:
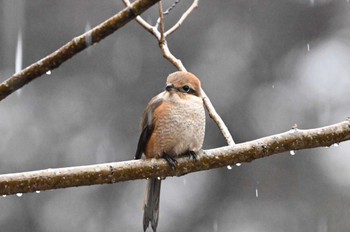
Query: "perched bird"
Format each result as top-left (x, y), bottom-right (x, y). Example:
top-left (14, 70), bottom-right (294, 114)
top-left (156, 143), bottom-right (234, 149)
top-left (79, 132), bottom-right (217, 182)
top-left (135, 71), bottom-right (206, 232)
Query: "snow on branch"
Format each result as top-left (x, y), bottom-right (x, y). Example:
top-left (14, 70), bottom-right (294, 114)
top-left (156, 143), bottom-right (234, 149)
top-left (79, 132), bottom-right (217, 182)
top-left (1, 120), bottom-right (349, 196)
top-left (0, 0), bottom-right (160, 101)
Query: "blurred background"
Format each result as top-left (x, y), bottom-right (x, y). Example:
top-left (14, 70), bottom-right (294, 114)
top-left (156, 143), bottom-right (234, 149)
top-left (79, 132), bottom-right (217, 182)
top-left (0, 0), bottom-right (350, 231)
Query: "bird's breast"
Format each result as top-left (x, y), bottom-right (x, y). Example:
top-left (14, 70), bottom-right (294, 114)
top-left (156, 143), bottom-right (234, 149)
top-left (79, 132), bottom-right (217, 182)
top-left (146, 97), bottom-right (205, 158)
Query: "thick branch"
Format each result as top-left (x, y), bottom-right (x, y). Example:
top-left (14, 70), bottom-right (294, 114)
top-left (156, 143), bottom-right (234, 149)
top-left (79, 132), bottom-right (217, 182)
top-left (1, 120), bottom-right (349, 196)
top-left (0, 0), bottom-right (160, 101)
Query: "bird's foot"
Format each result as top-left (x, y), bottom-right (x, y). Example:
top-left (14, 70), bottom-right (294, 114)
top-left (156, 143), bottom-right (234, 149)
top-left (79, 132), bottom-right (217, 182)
top-left (162, 153), bottom-right (178, 169)
top-left (187, 150), bottom-right (198, 160)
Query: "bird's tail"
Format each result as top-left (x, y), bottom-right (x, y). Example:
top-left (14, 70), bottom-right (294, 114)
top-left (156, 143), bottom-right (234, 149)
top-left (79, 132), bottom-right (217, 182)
top-left (143, 178), bottom-right (161, 232)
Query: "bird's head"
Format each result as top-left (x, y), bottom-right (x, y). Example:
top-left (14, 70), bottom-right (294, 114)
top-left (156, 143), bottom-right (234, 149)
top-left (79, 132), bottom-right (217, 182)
top-left (165, 71), bottom-right (202, 99)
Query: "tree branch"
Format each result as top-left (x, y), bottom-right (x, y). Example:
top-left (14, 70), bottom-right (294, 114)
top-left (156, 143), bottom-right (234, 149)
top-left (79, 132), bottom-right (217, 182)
top-left (0, 0), bottom-right (161, 102)
top-left (1, 120), bottom-right (349, 196)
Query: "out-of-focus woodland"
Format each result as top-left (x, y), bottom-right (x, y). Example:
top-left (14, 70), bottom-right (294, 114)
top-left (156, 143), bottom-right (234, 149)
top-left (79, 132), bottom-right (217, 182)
top-left (1, 1), bottom-right (350, 231)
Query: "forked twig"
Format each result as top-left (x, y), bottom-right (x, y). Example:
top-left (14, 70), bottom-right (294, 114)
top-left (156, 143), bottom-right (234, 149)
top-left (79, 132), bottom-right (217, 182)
top-left (155, 0), bottom-right (181, 30)
top-left (123, 0), bottom-right (235, 145)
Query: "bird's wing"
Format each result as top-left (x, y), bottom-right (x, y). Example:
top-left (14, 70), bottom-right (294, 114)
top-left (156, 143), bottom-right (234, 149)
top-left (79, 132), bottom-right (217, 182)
top-left (134, 95), bottom-right (163, 159)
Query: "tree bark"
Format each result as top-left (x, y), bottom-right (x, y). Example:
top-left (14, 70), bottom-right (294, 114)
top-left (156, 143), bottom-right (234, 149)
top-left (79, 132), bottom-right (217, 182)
top-left (0, 120), bottom-right (349, 196)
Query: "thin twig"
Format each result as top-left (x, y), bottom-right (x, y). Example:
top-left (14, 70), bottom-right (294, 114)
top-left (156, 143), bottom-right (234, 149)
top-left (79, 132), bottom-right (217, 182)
top-left (163, 0), bottom-right (181, 15)
top-left (157, 1), bottom-right (187, 70)
top-left (134, 16), bottom-right (161, 39)
top-left (155, 0), bottom-right (182, 29)
top-left (164, 0), bottom-right (199, 37)
top-left (158, 1), bottom-right (165, 43)
top-left (0, 120), bottom-right (349, 196)
top-left (0, 0), bottom-right (161, 101)
top-left (122, 0), bottom-right (161, 39)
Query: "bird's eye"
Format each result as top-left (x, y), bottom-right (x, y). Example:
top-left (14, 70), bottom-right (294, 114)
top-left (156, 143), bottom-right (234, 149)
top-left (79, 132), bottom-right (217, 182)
top-left (181, 85), bottom-right (190, 93)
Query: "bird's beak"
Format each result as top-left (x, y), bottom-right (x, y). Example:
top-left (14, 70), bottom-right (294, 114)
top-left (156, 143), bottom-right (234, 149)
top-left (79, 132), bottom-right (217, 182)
top-left (165, 83), bottom-right (174, 92)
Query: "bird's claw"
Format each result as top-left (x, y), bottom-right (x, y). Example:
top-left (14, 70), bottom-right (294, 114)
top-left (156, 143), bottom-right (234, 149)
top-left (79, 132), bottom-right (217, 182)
top-left (188, 150), bottom-right (198, 160)
top-left (162, 153), bottom-right (178, 169)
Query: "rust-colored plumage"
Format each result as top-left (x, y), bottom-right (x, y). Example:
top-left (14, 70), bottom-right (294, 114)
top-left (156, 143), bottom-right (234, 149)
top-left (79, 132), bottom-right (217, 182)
top-left (135, 71), bottom-right (206, 232)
